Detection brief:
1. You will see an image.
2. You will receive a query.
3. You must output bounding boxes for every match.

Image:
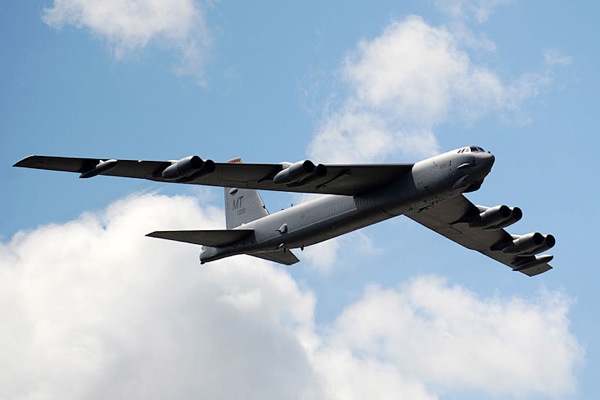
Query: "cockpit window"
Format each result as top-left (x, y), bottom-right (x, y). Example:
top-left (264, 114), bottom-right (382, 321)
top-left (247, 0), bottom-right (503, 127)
top-left (458, 146), bottom-right (486, 154)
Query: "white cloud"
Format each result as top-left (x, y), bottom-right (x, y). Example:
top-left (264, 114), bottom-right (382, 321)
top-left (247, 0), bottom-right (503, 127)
top-left (434, 0), bottom-right (515, 23)
top-left (301, 231), bottom-right (381, 273)
top-left (0, 194), bottom-right (318, 400)
top-left (544, 49), bottom-right (573, 67)
top-left (43, 0), bottom-right (210, 83)
top-left (0, 193), bottom-right (583, 399)
top-left (307, 16), bottom-right (552, 164)
top-left (302, 238), bottom-right (341, 273)
top-left (322, 277), bottom-right (584, 398)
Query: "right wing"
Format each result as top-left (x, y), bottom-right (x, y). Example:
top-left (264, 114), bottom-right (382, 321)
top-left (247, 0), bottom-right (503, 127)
top-left (406, 194), bottom-right (555, 277)
top-left (14, 155), bottom-right (413, 196)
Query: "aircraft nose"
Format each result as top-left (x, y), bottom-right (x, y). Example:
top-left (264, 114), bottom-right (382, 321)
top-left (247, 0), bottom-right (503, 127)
top-left (482, 151), bottom-right (495, 166)
top-left (475, 152), bottom-right (495, 174)
top-left (453, 150), bottom-right (495, 192)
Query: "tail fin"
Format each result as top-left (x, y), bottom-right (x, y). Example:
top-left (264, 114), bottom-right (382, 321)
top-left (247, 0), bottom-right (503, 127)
top-left (225, 158), bottom-right (269, 229)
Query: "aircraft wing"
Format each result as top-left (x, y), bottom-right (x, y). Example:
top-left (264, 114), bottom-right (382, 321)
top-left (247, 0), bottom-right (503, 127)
top-left (14, 155), bottom-right (414, 196)
top-left (405, 195), bottom-right (554, 277)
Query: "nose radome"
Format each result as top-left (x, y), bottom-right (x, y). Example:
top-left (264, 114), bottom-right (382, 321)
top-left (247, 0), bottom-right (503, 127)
top-left (477, 151), bottom-right (495, 167)
top-left (477, 152), bottom-right (495, 175)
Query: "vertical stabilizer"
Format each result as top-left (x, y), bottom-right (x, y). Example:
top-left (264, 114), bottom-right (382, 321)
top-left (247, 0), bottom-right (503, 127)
top-left (225, 158), bottom-right (269, 229)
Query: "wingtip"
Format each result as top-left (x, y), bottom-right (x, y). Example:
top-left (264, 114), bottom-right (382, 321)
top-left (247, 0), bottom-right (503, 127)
top-left (13, 155), bottom-right (36, 168)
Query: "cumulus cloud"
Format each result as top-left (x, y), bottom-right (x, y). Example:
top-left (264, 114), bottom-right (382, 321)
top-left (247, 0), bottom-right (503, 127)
top-left (307, 16), bottom-right (553, 163)
top-left (0, 193), bottom-right (583, 399)
top-left (321, 278), bottom-right (584, 398)
top-left (43, 0), bottom-right (210, 82)
top-left (0, 194), bottom-right (318, 399)
top-left (302, 238), bottom-right (341, 273)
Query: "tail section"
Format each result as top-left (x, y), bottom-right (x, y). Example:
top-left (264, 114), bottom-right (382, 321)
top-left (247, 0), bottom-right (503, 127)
top-left (147, 158), bottom-right (300, 266)
top-left (225, 158), bottom-right (269, 229)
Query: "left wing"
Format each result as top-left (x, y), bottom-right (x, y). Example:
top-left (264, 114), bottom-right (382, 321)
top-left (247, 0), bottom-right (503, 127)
top-left (405, 195), bottom-right (555, 276)
top-left (14, 155), bottom-right (413, 196)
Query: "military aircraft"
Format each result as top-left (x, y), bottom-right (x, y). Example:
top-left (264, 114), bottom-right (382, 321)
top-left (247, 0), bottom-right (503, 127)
top-left (14, 146), bottom-right (555, 276)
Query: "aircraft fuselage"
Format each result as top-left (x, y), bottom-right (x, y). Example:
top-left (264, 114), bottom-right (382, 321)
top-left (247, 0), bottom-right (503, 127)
top-left (200, 148), bottom-right (495, 263)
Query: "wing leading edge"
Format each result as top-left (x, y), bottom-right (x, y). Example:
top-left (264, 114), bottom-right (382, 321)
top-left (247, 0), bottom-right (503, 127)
top-left (14, 155), bottom-right (413, 196)
top-left (406, 195), bottom-right (554, 277)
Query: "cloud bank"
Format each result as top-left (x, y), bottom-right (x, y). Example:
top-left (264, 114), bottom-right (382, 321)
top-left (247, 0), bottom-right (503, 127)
top-left (0, 194), bottom-right (583, 399)
top-left (307, 16), bottom-right (553, 163)
top-left (43, 0), bottom-right (210, 83)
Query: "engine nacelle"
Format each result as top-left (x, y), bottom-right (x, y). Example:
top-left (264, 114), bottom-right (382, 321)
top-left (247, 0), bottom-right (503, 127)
top-left (501, 232), bottom-right (556, 255)
top-left (273, 160), bottom-right (326, 184)
top-left (469, 205), bottom-right (522, 229)
top-left (79, 159), bottom-right (118, 179)
top-left (518, 233), bottom-right (556, 256)
top-left (161, 155), bottom-right (215, 180)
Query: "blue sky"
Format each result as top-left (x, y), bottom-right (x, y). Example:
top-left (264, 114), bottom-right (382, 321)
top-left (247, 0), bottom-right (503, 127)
top-left (1, 1), bottom-right (598, 398)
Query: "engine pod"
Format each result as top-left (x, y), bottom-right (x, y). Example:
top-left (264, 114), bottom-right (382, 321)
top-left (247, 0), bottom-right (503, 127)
top-left (273, 160), bottom-right (326, 184)
top-left (501, 232), bottom-right (555, 255)
top-left (469, 205), bottom-right (522, 229)
top-left (161, 155), bottom-right (215, 180)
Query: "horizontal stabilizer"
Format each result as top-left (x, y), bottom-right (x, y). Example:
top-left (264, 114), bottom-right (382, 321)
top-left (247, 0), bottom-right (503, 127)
top-left (147, 229), bottom-right (253, 247)
top-left (250, 249), bottom-right (300, 265)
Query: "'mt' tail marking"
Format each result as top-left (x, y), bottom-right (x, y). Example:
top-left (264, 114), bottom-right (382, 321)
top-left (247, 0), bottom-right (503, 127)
top-left (225, 158), bottom-right (269, 229)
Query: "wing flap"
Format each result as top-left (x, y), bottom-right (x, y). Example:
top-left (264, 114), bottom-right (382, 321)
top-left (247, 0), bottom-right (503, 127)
top-left (406, 195), bottom-right (553, 276)
top-left (146, 229), bottom-right (253, 247)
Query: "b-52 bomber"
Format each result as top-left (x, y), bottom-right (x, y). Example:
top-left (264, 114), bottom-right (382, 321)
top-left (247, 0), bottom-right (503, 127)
top-left (14, 146), bottom-right (555, 276)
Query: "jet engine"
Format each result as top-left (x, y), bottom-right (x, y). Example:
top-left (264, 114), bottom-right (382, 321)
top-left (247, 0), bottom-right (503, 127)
top-left (79, 159), bottom-right (118, 179)
top-left (273, 160), bottom-right (326, 184)
top-left (161, 155), bottom-right (215, 180)
top-left (500, 232), bottom-right (556, 255)
top-left (469, 205), bottom-right (522, 229)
